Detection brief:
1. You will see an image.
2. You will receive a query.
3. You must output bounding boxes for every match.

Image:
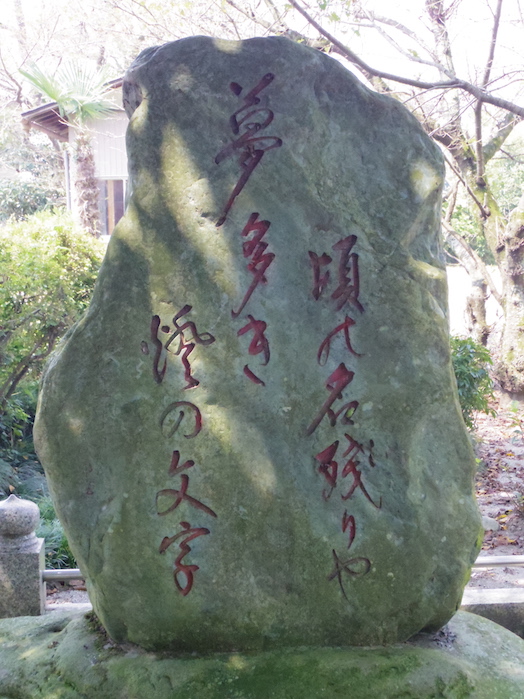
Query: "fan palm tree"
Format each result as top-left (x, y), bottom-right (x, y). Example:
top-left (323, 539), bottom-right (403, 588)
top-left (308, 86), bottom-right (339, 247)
top-left (20, 62), bottom-right (116, 236)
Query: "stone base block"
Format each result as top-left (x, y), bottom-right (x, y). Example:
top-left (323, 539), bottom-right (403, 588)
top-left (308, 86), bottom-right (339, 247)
top-left (0, 611), bottom-right (523, 698)
top-left (0, 538), bottom-right (45, 618)
top-left (462, 587), bottom-right (524, 638)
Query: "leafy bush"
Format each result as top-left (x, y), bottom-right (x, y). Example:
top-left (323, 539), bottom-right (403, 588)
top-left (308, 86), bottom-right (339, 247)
top-left (0, 209), bottom-right (104, 411)
top-left (36, 496), bottom-right (77, 569)
top-left (0, 110), bottom-right (64, 222)
top-left (0, 178), bottom-right (64, 222)
top-left (486, 142), bottom-right (524, 219)
top-left (450, 336), bottom-right (496, 428)
top-left (0, 381), bottom-right (48, 500)
top-left (1, 209), bottom-right (104, 508)
top-left (446, 203), bottom-right (495, 264)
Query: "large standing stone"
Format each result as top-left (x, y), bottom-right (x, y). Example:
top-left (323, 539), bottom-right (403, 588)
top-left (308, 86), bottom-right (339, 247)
top-left (34, 36), bottom-right (482, 651)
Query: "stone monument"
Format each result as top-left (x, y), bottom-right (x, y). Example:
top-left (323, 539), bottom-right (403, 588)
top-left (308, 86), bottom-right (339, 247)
top-left (34, 36), bottom-right (482, 652)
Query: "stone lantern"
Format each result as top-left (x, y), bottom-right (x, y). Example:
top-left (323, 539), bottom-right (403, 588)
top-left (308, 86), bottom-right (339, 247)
top-left (0, 494), bottom-right (45, 617)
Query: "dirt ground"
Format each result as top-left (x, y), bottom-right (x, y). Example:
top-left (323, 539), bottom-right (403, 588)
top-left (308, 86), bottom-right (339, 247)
top-left (46, 399), bottom-right (524, 606)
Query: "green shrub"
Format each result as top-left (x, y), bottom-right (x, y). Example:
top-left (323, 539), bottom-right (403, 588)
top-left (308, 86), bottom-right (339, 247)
top-left (1, 210), bottom-right (104, 567)
top-left (0, 178), bottom-right (64, 222)
top-left (450, 336), bottom-right (496, 428)
top-left (0, 110), bottom-right (65, 223)
top-left (0, 381), bottom-right (48, 500)
top-left (36, 496), bottom-right (77, 569)
top-left (0, 209), bottom-right (104, 413)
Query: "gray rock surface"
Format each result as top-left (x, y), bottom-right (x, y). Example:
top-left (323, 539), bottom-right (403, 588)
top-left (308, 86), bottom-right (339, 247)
top-left (34, 36), bottom-right (481, 652)
top-left (0, 495), bottom-right (45, 617)
top-left (0, 610), bottom-right (523, 698)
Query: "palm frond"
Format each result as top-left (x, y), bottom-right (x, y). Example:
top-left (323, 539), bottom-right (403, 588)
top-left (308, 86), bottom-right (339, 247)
top-left (19, 63), bottom-right (67, 114)
top-left (21, 61), bottom-right (116, 125)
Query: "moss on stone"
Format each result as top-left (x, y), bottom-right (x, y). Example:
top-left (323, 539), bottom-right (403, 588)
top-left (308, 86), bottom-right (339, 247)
top-left (1, 611), bottom-right (524, 698)
top-left (33, 36), bottom-right (481, 652)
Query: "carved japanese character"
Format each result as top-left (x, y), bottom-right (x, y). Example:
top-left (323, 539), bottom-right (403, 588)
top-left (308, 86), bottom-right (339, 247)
top-left (215, 74), bottom-right (282, 226)
top-left (327, 549), bottom-right (371, 602)
top-left (159, 521), bottom-right (211, 596)
top-left (160, 401), bottom-right (202, 439)
top-left (231, 213), bottom-right (275, 318)
top-left (340, 434), bottom-right (382, 509)
top-left (308, 251), bottom-right (332, 300)
top-left (156, 474), bottom-right (217, 519)
top-left (317, 315), bottom-right (361, 366)
top-left (306, 364), bottom-right (358, 436)
top-left (331, 236), bottom-right (364, 313)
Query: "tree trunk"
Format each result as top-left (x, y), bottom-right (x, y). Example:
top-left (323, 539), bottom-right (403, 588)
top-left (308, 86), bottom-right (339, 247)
top-left (464, 175), bottom-right (524, 395)
top-left (465, 279), bottom-right (489, 345)
top-left (72, 130), bottom-right (101, 237)
top-left (493, 192), bottom-right (524, 394)
top-left (443, 226), bottom-right (498, 344)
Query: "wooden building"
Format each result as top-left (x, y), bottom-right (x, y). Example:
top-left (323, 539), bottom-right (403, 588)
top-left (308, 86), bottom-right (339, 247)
top-left (21, 79), bottom-right (128, 236)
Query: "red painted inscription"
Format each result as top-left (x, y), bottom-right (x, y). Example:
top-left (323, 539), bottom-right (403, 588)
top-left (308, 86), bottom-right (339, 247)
top-left (308, 232), bottom-right (381, 597)
top-left (327, 549), bottom-right (371, 602)
top-left (215, 73), bottom-right (282, 227)
top-left (317, 315), bottom-right (361, 366)
top-left (309, 236), bottom-right (364, 314)
top-left (231, 213), bottom-right (275, 318)
top-left (315, 434), bottom-right (382, 509)
top-left (306, 363), bottom-right (358, 436)
top-left (308, 251), bottom-right (332, 301)
top-left (237, 315), bottom-right (270, 364)
top-left (342, 511), bottom-right (356, 550)
top-left (160, 401), bottom-right (202, 439)
top-left (148, 306), bottom-right (215, 389)
top-left (159, 521), bottom-right (211, 596)
top-left (340, 434), bottom-right (382, 508)
top-left (332, 235), bottom-right (364, 313)
top-left (156, 473), bottom-right (217, 518)
top-left (237, 314), bottom-right (270, 385)
top-left (315, 440), bottom-right (339, 500)
top-left (315, 435), bottom-right (381, 508)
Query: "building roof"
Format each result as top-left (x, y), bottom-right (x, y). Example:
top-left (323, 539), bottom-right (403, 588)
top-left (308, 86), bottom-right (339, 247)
top-left (21, 78), bottom-right (124, 142)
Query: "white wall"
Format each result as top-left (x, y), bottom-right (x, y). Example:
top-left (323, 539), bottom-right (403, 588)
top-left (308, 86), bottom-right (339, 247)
top-left (89, 111), bottom-right (128, 180)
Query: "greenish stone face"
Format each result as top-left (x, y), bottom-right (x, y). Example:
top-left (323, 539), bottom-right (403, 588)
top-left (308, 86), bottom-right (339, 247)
top-left (34, 36), bottom-right (482, 652)
top-left (1, 611), bottom-right (524, 698)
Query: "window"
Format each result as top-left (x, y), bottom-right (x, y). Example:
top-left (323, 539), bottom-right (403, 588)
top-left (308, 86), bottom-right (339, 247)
top-left (98, 179), bottom-right (126, 235)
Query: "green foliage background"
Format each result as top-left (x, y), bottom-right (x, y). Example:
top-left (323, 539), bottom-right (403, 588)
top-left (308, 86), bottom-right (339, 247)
top-left (0, 112), bottom-right (65, 222)
top-left (0, 209), bottom-right (104, 405)
top-left (450, 336), bottom-right (496, 428)
top-left (0, 210), bottom-right (104, 567)
top-left (487, 148), bottom-right (524, 217)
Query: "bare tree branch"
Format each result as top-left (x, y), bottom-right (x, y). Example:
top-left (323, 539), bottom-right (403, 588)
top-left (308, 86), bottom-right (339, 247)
top-left (483, 112), bottom-right (520, 164)
top-left (475, 0), bottom-right (504, 184)
top-left (423, 0), bottom-right (465, 166)
top-left (0, 47), bottom-right (24, 105)
top-left (445, 179), bottom-right (460, 223)
top-left (425, 0), bottom-right (458, 75)
top-left (443, 153), bottom-right (492, 219)
top-left (286, 0), bottom-right (524, 118)
top-left (354, 9), bottom-right (454, 78)
top-left (263, 0), bottom-right (287, 27)
top-left (475, 102), bottom-right (485, 183)
top-left (483, 0), bottom-right (504, 88)
top-left (225, 0), bottom-right (274, 31)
